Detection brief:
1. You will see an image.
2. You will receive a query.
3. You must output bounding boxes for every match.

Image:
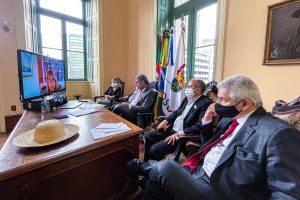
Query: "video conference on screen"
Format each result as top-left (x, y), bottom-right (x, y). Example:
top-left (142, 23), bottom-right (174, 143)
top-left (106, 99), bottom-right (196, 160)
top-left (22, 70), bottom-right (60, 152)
top-left (19, 51), bottom-right (65, 101)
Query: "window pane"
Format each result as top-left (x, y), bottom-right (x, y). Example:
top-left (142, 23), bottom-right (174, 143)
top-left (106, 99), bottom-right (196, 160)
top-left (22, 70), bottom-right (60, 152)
top-left (193, 3), bottom-right (217, 83)
top-left (40, 15), bottom-right (62, 50)
top-left (42, 48), bottom-right (63, 60)
top-left (67, 51), bottom-right (84, 79)
top-left (66, 22), bottom-right (84, 52)
top-left (174, 0), bottom-right (189, 8)
top-left (40, 0), bottom-right (83, 19)
top-left (174, 16), bottom-right (188, 81)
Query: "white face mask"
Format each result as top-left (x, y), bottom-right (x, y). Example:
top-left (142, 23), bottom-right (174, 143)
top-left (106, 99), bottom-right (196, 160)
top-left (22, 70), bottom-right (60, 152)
top-left (111, 83), bottom-right (118, 88)
top-left (185, 88), bottom-right (194, 99)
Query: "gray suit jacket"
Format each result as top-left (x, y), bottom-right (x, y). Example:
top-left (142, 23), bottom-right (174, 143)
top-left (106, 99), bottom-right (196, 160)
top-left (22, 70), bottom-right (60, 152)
top-left (199, 107), bottom-right (300, 199)
top-left (129, 85), bottom-right (156, 113)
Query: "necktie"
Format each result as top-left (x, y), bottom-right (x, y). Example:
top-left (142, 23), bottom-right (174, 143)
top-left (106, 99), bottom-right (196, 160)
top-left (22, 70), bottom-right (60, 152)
top-left (183, 119), bottom-right (239, 174)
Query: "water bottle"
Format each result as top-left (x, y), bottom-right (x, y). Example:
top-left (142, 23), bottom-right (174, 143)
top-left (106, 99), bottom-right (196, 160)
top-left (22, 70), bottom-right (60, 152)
top-left (41, 98), bottom-right (50, 112)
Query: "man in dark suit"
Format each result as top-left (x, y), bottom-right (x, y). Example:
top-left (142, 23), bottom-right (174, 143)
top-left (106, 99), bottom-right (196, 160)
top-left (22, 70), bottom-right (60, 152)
top-left (112, 74), bottom-right (156, 125)
top-left (127, 75), bottom-right (300, 200)
top-left (144, 79), bottom-right (212, 161)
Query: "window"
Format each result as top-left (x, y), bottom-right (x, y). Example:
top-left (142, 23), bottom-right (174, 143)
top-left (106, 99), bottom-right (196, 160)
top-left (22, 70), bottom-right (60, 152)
top-left (159, 0), bottom-right (218, 83)
top-left (37, 0), bottom-right (86, 80)
top-left (174, 0), bottom-right (189, 8)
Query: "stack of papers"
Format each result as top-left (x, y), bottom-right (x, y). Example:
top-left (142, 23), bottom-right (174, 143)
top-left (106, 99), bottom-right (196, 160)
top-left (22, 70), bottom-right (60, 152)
top-left (90, 122), bottom-right (131, 140)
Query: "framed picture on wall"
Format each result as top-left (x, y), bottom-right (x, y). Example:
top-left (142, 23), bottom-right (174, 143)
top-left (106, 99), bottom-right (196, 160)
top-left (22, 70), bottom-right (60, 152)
top-left (264, 0), bottom-right (300, 64)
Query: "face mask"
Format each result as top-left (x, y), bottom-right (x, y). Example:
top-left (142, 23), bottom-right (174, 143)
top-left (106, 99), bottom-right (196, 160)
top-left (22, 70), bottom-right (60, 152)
top-left (111, 83), bottom-right (118, 88)
top-left (185, 88), bottom-right (194, 99)
top-left (214, 100), bottom-right (244, 118)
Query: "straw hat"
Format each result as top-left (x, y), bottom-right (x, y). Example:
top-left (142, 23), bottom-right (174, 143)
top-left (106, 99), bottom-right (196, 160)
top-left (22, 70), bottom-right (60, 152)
top-left (13, 119), bottom-right (79, 147)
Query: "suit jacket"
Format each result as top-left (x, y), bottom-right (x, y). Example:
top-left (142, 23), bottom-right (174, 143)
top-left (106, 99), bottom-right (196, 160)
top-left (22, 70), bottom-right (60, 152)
top-left (129, 85), bottom-right (156, 113)
top-left (199, 107), bottom-right (300, 199)
top-left (166, 96), bottom-right (212, 135)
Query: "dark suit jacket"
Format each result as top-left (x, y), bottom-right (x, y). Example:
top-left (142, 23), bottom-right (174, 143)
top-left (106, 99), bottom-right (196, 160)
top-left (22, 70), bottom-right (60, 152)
top-left (129, 85), bottom-right (156, 113)
top-left (104, 86), bottom-right (122, 99)
top-left (165, 96), bottom-right (212, 135)
top-left (199, 107), bottom-right (300, 199)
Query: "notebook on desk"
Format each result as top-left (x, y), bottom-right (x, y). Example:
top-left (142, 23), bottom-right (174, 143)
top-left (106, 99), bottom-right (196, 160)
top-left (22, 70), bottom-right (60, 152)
top-left (58, 101), bottom-right (83, 109)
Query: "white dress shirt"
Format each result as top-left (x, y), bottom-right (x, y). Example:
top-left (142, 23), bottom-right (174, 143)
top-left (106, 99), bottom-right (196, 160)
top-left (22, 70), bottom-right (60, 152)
top-left (172, 96), bottom-right (200, 133)
top-left (129, 88), bottom-right (145, 106)
top-left (202, 110), bottom-right (255, 177)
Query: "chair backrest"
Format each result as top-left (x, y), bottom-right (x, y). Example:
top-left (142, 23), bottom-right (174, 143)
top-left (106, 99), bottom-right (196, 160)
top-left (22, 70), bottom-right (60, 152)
top-left (148, 81), bottom-right (158, 91)
top-left (119, 81), bottom-right (125, 97)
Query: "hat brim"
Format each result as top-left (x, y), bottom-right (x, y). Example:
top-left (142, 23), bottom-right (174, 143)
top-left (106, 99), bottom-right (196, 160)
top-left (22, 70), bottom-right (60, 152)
top-left (13, 124), bottom-right (79, 148)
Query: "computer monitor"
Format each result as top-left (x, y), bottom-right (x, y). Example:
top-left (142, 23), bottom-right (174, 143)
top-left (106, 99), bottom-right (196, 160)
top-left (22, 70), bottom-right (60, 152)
top-left (17, 49), bottom-right (66, 102)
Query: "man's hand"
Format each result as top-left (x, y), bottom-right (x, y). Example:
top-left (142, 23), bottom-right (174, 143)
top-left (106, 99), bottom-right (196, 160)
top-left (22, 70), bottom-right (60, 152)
top-left (157, 120), bottom-right (170, 131)
top-left (165, 133), bottom-right (179, 145)
top-left (204, 103), bottom-right (217, 122)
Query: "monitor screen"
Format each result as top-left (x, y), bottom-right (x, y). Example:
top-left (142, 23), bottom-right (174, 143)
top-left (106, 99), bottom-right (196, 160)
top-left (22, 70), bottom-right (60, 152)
top-left (17, 49), bottom-right (66, 102)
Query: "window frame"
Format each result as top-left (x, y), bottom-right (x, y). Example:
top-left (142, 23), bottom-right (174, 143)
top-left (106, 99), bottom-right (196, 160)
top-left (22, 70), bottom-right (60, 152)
top-left (36, 0), bottom-right (87, 81)
top-left (170, 0), bottom-right (217, 83)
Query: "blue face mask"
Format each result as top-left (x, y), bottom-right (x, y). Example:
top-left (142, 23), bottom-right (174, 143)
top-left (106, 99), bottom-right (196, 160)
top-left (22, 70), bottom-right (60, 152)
top-left (215, 99), bottom-right (244, 118)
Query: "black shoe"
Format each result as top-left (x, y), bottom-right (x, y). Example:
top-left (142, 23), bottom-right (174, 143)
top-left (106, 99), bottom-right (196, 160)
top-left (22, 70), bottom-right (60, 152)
top-left (126, 158), bottom-right (153, 177)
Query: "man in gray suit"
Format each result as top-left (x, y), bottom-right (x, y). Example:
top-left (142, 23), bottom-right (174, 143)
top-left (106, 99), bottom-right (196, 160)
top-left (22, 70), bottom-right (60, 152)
top-left (112, 74), bottom-right (156, 125)
top-left (127, 75), bottom-right (300, 200)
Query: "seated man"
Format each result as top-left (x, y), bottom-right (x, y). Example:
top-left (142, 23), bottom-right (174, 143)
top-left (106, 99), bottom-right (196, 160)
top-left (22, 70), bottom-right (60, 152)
top-left (112, 74), bottom-right (156, 125)
top-left (144, 79), bottom-right (212, 161)
top-left (127, 75), bottom-right (300, 200)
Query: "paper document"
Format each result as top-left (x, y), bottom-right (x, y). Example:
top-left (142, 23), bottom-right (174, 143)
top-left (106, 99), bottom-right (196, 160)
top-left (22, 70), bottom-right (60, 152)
top-left (69, 108), bottom-right (100, 117)
top-left (90, 122), bottom-right (131, 140)
top-left (95, 122), bottom-right (123, 129)
top-left (79, 103), bottom-right (105, 109)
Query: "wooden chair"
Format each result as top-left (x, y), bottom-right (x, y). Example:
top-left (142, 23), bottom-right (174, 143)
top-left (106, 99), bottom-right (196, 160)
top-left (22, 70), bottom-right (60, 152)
top-left (93, 81), bottom-right (125, 109)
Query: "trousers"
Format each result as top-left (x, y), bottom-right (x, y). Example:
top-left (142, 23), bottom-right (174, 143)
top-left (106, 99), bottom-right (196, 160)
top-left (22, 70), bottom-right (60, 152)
top-left (143, 159), bottom-right (215, 200)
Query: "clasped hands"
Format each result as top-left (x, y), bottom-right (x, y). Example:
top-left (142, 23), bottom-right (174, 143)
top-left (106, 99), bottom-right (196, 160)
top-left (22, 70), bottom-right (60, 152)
top-left (159, 103), bottom-right (218, 146)
top-left (104, 95), bottom-right (116, 100)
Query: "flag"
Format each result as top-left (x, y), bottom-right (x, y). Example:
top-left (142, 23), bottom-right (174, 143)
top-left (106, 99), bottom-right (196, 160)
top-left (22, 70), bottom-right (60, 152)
top-left (162, 25), bottom-right (186, 116)
top-left (155, 33), bottom-right (163, 80)
top-left (154, 30), bottom-right (171, 117)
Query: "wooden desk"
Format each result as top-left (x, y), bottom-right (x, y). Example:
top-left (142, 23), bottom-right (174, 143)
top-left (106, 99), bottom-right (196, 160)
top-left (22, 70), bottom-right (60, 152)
top-left (0, 106), bottom-right (143, 200)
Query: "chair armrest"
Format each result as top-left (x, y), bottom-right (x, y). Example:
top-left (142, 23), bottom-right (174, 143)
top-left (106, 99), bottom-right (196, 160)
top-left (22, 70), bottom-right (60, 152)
top-left (177, 134), bottom-right (201, 140)
top-left (186, 141), bottom-right (202, 155)
top-left (93, 95), bottom-right (105, 102)
top-left (137, 112), bottom-right (153, 116)
top-left (157, 116), bottom-right (166, 121)
top-left (176, 134), bottom-right (201, 145)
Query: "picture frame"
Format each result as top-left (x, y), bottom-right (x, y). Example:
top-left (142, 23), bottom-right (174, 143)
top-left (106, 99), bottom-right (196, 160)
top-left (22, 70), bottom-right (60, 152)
top-left (264, 0), bottom-right (300, 65)
top-left (21, 52), bottom-right (34, 77)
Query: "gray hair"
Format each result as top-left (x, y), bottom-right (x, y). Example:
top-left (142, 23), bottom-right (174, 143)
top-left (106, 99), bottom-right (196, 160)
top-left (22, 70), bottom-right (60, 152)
top-left (191, 79), bottom-right (206, 93)
top-left (218, 75), bottom-right (263, 107)
top-left (136, 74), bottom-right (149, 85)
